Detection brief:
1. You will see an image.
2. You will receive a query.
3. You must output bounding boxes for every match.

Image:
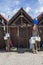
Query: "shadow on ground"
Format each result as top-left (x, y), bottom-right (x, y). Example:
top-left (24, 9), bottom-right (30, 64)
top-left (0, 47), bottom-right (43, 53)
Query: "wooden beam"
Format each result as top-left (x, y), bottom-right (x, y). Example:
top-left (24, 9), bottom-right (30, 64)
top-left (12, 15), bottom-right (20, 24)
top-left (39, 19), bottom-right (43, 25)
top-left (21, 10), bottom-right (23, 25)
top-left (39, 25), bottom-right (43, 27)
top-left (23, 16), bottom-right (32, 24)
top-left (22, 9), bottom-right (33, 23)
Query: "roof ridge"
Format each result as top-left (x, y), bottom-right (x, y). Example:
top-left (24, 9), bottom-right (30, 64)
top-left (0, 13), bottom-right (8, 21)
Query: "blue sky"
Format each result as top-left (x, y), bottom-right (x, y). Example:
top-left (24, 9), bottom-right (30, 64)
top-left (0, 0), bottom-right (43, 19)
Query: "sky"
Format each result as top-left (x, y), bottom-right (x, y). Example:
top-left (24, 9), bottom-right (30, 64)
top-left (0, 0), bottom-right (43, 19)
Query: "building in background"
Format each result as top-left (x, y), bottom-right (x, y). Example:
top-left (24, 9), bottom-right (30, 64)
top-left (37, 13), bottom-right (43, 48)
top-left (0, 14), bottom-right (8, 49)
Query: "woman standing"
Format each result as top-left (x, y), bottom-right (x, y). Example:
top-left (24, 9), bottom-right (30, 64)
top-left (29, 18), bottom-right (41, 53)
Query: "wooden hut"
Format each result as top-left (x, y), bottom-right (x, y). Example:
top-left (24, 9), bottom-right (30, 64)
top-left (37, 13), bottom-right (43, 47)
top-left (9, 8), bottom-right (33, 48)
top-left (0, 14), bottom-right (7, 49)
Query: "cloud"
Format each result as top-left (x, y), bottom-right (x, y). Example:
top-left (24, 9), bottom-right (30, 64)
top-left (1, 8), bottom-right (20, 19)
top-left (35, 10), bottom-right (39, 13)
top-left (0, 6), bottom-right (12, 18)
top-left (5, 7), bottom-right (20, 19)
top-left (12, 8), bottom-right (20, 14)
top-left (10, 8), bottom-right (20, 19)
top-left (33, 0), bottom-right (43, 17)
top-left (38, 0), bottom-right (43, 4)
top-left (0, 12), bottom-right (6, 17)
top-left (35, 7), bottom-right (43, 13)
top-left (0, 0), bottom-right (20, 6)
top-left (15, 0), bottom-right (20, 5)
top-left (32, 6), bottom-right (43, 18)
top-left (39, 7), bottom-right (43, 12)
top-left (0, 0), bottom-right (43, 19)
top-left (0, 0), bottom-right (20, 19)
top-left (25, 6), bottom-right (31, 13)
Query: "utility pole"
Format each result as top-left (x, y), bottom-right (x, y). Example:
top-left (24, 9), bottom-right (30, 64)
top-left (4, 15), bottom-right (10, 51)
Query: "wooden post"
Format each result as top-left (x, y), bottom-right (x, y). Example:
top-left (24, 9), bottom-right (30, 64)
top-left (17, 26), bottom-right (19, 48)
top-left (26, 25), bottom-right (28, 48)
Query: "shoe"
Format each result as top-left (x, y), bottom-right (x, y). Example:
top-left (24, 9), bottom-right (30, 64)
top-left (35, 50), bottom-right (38, 54)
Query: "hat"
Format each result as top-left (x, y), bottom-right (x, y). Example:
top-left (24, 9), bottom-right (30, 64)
top-left (33, 18), bottom-right (38, 25)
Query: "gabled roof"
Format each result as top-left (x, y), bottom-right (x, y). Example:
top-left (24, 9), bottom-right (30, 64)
top-left (9, 8), bottom-right (33, 25)
top-left (37, 12), bottom-right (43, 24)
top-left (0, 14), bottom-right (8, 25)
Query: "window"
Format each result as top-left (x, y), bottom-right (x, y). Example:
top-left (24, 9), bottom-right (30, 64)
top-left (19, 27), bottom-right (26, 37)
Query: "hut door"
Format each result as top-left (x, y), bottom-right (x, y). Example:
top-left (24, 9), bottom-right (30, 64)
top-left (10, 27), bottom-right (18, 47)
top-left (18, 27), bottom-right (32, 48)
top-left (19, 27), bottom-right (27, 48)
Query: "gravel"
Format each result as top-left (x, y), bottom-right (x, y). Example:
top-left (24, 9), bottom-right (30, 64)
top-left (0, 51), bottom-right (43, 65)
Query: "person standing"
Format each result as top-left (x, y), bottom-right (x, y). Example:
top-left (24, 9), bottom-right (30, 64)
top-left (4, 33), bottom-right (10, 51)
top-left (32, 24), bottom-right (39, 53)
top-left (29, 18), bottom-right (41, 53)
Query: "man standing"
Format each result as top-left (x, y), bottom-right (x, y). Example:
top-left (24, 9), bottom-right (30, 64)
top-left (4, 33), bottom-right (10, 51)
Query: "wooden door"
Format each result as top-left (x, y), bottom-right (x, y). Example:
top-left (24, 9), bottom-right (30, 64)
top-left (18, 27), bottom-right (27, 48)
top-left (10, 27), bottom-right (18, 47)
top-left (18, 26), bottom-right (32, 48)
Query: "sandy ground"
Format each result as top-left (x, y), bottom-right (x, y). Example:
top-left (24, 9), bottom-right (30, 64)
top-left (0, 51), bottom-right (43, 65)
